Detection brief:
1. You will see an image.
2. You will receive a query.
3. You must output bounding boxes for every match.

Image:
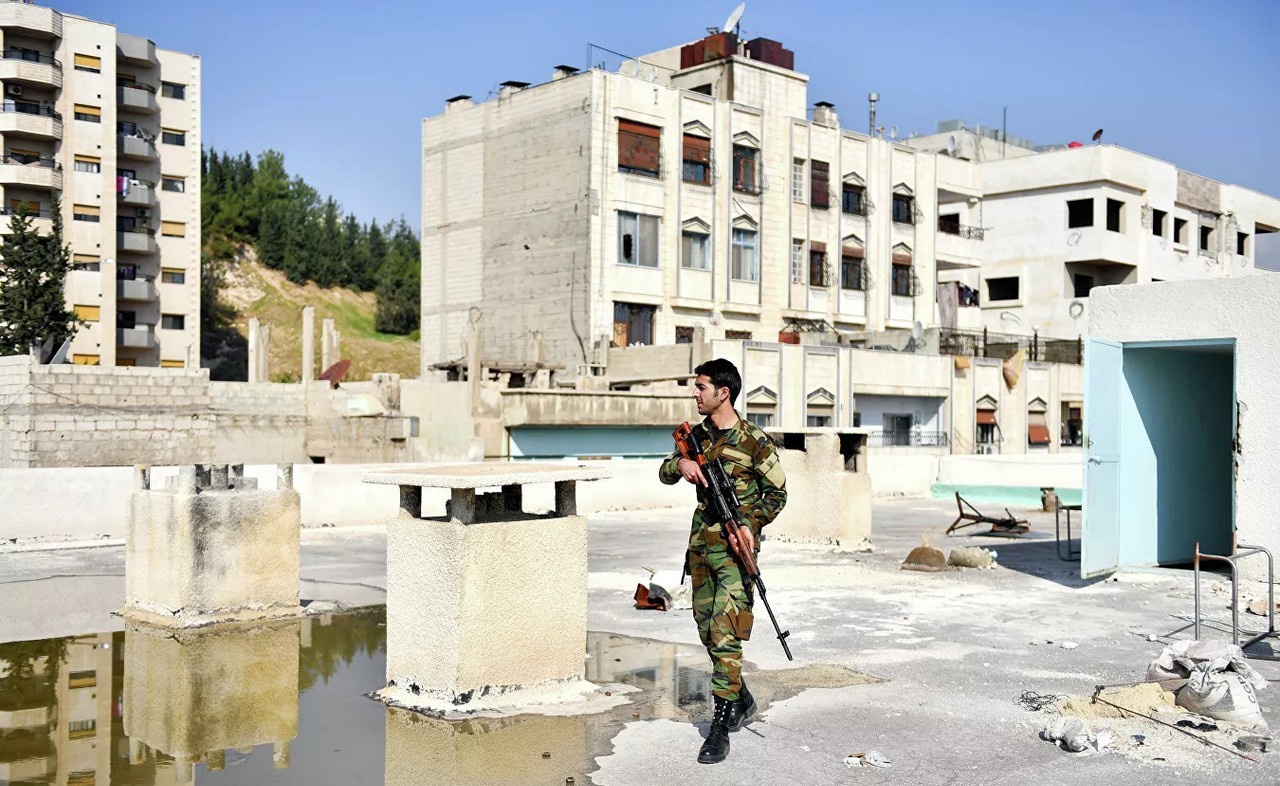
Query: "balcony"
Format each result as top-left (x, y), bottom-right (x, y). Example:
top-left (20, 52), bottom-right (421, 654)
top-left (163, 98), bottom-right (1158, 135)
top-left (0, 1), bottom-right (62, 39)
top-left (0, 49), bottom-right (61, 88)
top-left (0, 155), bottom-right (61, 190)
top-left (118, 227), bottom-right (158, 255)
top-left (119, 180), bottom-right (158, 208)
top-left (0, 205), bottom-right (52, 233)
top-left (866, 430), bottom-right (949, 448)
top-left (116, 277), bottom-right (157, 302)
top-left (117, 325), bottom-right (158, 349)
top-left (0, 100), bottom-right (60, 139)
top-left (117, 83), bottom-right (158, 115)
top-left (939, 327), bottom-right (1083, 365)
top-left (116, 33), bottom-right (157, 67)
top-left (117, 133), bottom-right (158, 161)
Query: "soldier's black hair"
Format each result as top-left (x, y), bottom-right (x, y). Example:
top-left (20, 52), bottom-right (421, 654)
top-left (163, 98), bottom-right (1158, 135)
top-left (694, 358), bottom-right (741, 406)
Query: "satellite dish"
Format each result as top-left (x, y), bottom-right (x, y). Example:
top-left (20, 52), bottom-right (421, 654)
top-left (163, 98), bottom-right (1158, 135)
top-left (912, 321), bottom-right (923, 343)
top-left (319, 358), bottom-right (351, 389)
top-left (1091, 128), bottom-right (1104, 143)
top-left (722, 2), bottom-right (745, 33)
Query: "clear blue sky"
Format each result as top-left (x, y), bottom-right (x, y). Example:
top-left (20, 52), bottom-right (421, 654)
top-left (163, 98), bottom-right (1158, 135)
top-left (63, 0), bottom-right (1280, 265)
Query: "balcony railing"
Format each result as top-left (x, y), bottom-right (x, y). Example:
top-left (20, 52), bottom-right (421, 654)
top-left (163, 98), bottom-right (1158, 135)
top-left (0, 205), bottom-right (52, 219)
top-left (0, 99), bottom-right (59, 119)
top-left (938, 220), bottom-right (985, 240)
top-left (0, 48), bottom-right (59, 67)
top-left (866, 430), bottom-right (949, 448)
top-left (1, 153), bottom-right (57, 169)
top-left (939, 327), bottom-right (1083, 365)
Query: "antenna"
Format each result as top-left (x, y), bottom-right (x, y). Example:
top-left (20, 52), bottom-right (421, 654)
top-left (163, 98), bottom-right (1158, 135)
top-left (722, 2), bottom-right (745, 34)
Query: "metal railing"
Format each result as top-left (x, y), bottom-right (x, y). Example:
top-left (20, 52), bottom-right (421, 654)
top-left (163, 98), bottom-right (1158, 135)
top-left (0, 205), bottom-right (52, 218)
top-left (1, 154), bottom-right (58, 169)
top-left (939, 327), bottom-right (1083, 365)
top-left (118, 225), bottom-right (156, 236)
top-left (867, 430), bottom-right (949, 448)
top-left (938, 220), bottom-right (985, 240)
top-left (117, 79), bottom-right (157, 94)
top-left (0, 99), bottom-right (60, 119)
top-left (0, 48), bottom-right (60, 68)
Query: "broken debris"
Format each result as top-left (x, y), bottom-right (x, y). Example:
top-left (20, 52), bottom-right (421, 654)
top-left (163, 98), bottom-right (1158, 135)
top-left (947, 546), bottom-right (998, 569)
top-left (844, 751), bottom-right (892, 768)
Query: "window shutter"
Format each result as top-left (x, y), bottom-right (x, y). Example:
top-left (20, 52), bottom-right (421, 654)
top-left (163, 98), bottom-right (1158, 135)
top-left (73, 104), bottom-right (101, 118)
top-left (618, 119), bottom-right (661, 175)
top-left (161, 221), bottom-right (185, 237)
top-left (682, 134), bottom-right (710, 164)
top-left (810, 160), bottom-right (829, 207)
top-left (73, 54), bottom-right (101, 69)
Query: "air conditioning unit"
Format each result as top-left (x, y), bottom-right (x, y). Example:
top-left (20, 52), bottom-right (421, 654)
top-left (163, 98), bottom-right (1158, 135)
top-left (5, 85), bottom-right (22, 97)
top-left (136, 208), bottom-right (150, 218)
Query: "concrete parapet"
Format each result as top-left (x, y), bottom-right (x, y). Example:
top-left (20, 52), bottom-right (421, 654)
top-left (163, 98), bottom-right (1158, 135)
top-left (767, 428), bottom-right (873, 548)
top-left (363, 463), bottom-right (608, 715)
top-left (122, 463), bottom-right (302, 627)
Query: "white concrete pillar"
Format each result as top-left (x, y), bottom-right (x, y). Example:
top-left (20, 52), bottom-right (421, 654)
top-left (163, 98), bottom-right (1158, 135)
top-left (362, 464), bottom-right (609, 713)
top-left (247, 318), bottom-right (260, 383)
top-left (301, 306), bottom-right (315, 384)
top-left (321, 318), bottom-right (335, 371)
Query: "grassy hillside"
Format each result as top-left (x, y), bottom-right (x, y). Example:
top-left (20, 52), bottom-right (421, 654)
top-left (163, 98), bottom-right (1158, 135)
top-left (210, 248), bottom-right (419, 382)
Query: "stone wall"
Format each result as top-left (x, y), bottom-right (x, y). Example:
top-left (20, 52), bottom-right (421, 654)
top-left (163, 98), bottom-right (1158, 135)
top-left (208, 381), bottom-right (308, 464)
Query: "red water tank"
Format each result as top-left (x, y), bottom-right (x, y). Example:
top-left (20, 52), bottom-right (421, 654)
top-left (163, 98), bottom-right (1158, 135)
top-left (1068, 141), bottom-right (1083, 149)
top-left (778, 331), bottom-right (801, 345)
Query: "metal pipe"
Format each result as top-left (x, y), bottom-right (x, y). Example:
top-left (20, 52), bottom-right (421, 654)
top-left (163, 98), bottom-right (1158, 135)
top-left (1194, 541), bottom-right (1201, 640)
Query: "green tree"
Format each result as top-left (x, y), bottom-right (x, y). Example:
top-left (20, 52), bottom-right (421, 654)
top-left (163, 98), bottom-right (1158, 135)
top-left (0, 201), bottom-right (79, 357)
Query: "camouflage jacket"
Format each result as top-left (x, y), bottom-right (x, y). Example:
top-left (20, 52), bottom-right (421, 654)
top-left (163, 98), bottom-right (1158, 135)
top-left (658, 414), bottom-right (787, 553)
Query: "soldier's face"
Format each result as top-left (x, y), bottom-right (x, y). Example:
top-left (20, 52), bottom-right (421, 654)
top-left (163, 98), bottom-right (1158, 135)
top-left (692, 375), bottom-right (725, 414)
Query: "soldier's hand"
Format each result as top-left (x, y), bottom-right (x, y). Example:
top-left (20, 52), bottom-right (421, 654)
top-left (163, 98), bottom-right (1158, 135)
top-left (678, 458), bottom-right (707, 486)
top-left (729, 523), bottom-right (755, 554)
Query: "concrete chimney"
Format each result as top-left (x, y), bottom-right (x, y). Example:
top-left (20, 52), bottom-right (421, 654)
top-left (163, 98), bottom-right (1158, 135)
top-left (498, 80), bottom-right (530, 99)
top-left (814, 101), bottom-right (838, 128)
top-left (552, 65), bottom-right (578, 81)
top-left (445, 94), bottom-right (472, 112)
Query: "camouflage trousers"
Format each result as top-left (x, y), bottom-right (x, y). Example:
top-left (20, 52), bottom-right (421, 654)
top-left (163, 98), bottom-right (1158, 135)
top-left (689, 548), bottom-right (755, 701)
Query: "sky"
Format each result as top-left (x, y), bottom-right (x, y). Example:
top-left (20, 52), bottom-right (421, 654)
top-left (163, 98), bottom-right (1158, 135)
top-left (62, 0), bottom-right (1280, 267)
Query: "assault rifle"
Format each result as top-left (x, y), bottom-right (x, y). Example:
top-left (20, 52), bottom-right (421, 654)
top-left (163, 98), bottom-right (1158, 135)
top-left (673, 421), bottom-right (793, 661)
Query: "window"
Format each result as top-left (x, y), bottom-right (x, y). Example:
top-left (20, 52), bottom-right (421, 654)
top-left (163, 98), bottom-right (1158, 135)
top-left (808, 242), bottom-right (829, 287)
top-left (1073, 273), bottom-right (1095, 298)
top-left (161, 82), bottom-right (186, 100)
top-left (675, 326), bottom-right (695, 344)
top-left (1152, 208), bottom-right (1167, 237)
top-left (73, 53), bottom-right (101, 73)
top-left (791, 158), bottom-right (805, 202)
top-left (161, 314), bottom-right (185, 330)
top-left (841, 250), bottom-right (866, 291)
top-left (681, 231), bottom-right (709, 270)
top-left (892, 193), bottom-right (914, 224)
top-left (68, 719), bottom-right (96, 739)
top-left (8, 198), bottom-right (38, 214)
top-left (73, 304), bottom-right (100, 322)
top-left (730, 228), bottom-right (758, 281)
top-left (1028, 409), bottom-right (1051, 446)
top-left (118, 121), bottom-right (137, 136)
top-left (938, 213), bottom-right (961, 235)
top-left (1062, 404), bottom-right (1082, 446)
top-left (891, 255), bottom-right (915, 296)
top-left (161, 221), bottom-right (186, 237)
top-left (806, 414), bottom-right (833, 428)
top-left (1237, 232), bottom-right (1249, 256)
top-left (790, 239), bottom-right (804, 284)
top-left (810, 160), bottom-right (829, 209)
top-left (161, 268), bottom-right (186, 284)
top-left (69, 670), bottom-right (97, 689)
top-left (1106, 198), bottom-right (1123, 232)
top-left (612, 301), bottom-right (656, 346)
top-left (1174, 217), bottom-right (1188, 245)
top-left (161, 176), bottom-right (185, 193)
top-left (883, 414), bottom-right (913, 446)
top-left (681, 134), bottom-right (710, 185)
top-left (117, 358), bottom-right (137, 367)
top-left (841, 184), bottom-right (866, 215)
top-left (617, 119), bottom-right (660, 178)
top-left (1067, 198), bottom-right (1093, 228)
top-left (73, 254), bottom-right (101, 272)
top-left (747, 411), bottom-right (775, 428)
top-left (725, 330), bottom-right (752, 340)
top-left (72, 354), bottom-right (99, 365)
top-left (618, 212), bottom-right (659, 267)
top-left (976, 408), bottom-right (999, 446)
top-left (161, 359), bottom-right (186, 368)
top-left (117, 263), bottom-right (136, 280)
top-left (986, 276), bottom-right (1020, 302)
top-left (690, 83), bottom-right (712, 96)
top-left (7, 147), bottom-right (40, 164)
top-left (732, 145), bottom-right (759, 194)
top-left (1199, 225), bottom-right (1213, 252)
top-left (117, 310), bottom-right (136, 329)
top-left (74, 155), bottom-right (101, 174)
top-left (161, 129), bottom-right (186, 146)
top-left (73, 204), bottom-right (100, 223)
top-left (73, 104), bottom-right (101, 123)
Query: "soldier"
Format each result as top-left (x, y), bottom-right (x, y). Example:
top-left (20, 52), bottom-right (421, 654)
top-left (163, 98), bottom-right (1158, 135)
top-left (659, 358), bottom-right (787, 764)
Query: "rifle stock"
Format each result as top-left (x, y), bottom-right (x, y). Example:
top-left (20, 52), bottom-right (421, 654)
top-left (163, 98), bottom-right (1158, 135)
top-left (673, 421), bottom-right (794, 661)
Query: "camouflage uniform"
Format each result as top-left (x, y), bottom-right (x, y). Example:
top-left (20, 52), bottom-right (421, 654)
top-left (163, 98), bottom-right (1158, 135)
top-left (659, 415), bottom-right (787, 701)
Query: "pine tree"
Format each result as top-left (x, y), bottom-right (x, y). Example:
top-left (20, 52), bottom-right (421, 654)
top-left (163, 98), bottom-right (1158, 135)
top-left (0, 200), bottom-right (79, 356)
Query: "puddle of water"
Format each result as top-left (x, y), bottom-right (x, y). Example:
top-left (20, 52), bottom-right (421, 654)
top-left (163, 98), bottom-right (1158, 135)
top-left (0, 608), bottom-right (877, 785)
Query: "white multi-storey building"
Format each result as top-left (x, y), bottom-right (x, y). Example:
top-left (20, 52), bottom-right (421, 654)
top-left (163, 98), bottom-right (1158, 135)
top-left (421, 29), bottom-right (1280, 382)
top-left (0, 1), bottom-right (201, 368)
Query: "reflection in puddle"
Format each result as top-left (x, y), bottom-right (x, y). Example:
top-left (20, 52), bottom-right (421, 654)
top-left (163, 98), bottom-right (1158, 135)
top-left (0, 610), bottom-right (875, 785)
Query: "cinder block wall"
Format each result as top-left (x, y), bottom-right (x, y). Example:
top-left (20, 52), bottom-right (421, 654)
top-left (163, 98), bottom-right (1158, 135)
top-left (0, 356), bottom-right (35, 467)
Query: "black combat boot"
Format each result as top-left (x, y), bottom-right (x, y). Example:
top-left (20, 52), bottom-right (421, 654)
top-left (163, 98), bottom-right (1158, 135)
top-left (726, 681), bottom-right (756, 732)
top-left (697, 696), bottom-right (733, 764)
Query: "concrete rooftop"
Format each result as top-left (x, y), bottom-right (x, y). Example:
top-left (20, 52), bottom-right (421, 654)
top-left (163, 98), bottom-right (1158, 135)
top-left (2, 498), bottom-right (1277, 784)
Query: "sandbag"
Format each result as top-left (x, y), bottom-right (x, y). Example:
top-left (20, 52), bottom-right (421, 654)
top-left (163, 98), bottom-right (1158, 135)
top-left (1146, 639), bottom-right (1240, 683)
top-left (1163, 643), bottom-right (1269, 729)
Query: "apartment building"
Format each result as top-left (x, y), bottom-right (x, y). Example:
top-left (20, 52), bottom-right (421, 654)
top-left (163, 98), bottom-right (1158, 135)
top-left (0, 1), bottom-right (200, 368)
top-left (421, 29), bottom-right (1280, 381)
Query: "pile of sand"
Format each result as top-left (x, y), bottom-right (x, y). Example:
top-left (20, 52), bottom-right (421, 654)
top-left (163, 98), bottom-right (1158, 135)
top-left (1058, 682), bottom-right (1182, 720)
